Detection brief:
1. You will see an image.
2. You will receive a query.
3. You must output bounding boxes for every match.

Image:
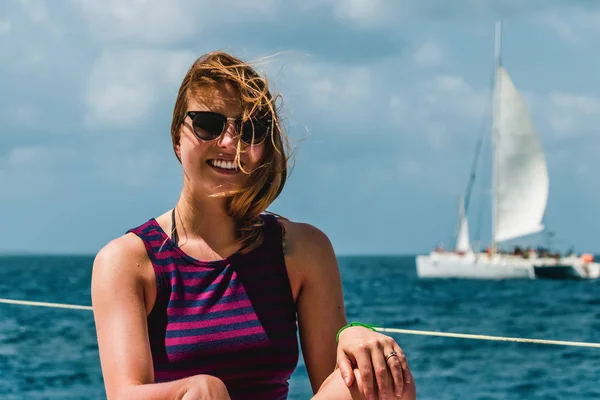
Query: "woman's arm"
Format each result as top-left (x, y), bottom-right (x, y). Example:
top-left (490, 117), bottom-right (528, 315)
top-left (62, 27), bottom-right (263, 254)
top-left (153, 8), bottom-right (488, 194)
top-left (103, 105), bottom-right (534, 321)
top-left (282, 221), bottom-right (348, 392)
top-left (283, 221), bottom-right (416, 400)
top-left (91, 234), bottom-right (230, 400)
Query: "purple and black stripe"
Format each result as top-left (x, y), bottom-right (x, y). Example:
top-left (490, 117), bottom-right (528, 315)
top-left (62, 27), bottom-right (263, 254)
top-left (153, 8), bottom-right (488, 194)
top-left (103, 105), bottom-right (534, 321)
top-left (128, 214), bottom-right (299, 400)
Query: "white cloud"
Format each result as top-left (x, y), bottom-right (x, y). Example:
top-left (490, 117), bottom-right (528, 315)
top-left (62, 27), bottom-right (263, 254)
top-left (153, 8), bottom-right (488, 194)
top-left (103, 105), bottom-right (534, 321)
top-left (413, 42), bottom-right (443, 68)
top-left (0, 1), bottom-right (66, 72)
top-left (284, 55), bottom-right (489, 146)
top-left (427, 75), bottom-right (489, 121)
top-left (330, 0), bottom-right (396, 28)
top-left (402, 74), bottom-right (488, 124)
top-left (387, 73), bottom-right (491, 150)
top-left (389, 71), bottom-right (600, 151)
top-left (287, 60), bottom-right (372, 115)
top-left (78, 0), bottom-right (280, 45)
top-left (79, 0), bottom-right (197, 45)
top-left (85, 49), bottom-right (196, 127)
top-left (300, 0), bottom-right (597, 30)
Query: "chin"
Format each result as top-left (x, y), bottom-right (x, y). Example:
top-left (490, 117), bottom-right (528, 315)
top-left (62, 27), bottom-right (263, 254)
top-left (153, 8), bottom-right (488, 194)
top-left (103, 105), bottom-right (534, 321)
top-left (199, 180), bottom-right (244, 197)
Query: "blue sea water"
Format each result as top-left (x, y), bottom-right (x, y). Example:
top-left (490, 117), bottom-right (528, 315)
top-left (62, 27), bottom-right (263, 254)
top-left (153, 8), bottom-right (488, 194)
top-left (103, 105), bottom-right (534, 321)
top-left (0, 255), bottom-right (599, 399)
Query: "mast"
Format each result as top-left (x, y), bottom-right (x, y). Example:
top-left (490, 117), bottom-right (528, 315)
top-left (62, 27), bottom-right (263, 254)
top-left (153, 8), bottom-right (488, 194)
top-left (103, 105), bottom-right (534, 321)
top-left (491, 21), bottom-right (502, 253)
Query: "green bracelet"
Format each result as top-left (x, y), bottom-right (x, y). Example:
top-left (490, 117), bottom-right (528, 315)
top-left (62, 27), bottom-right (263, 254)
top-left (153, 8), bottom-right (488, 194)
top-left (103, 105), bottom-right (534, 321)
top-left (336, 322), bottom-right (378, 343)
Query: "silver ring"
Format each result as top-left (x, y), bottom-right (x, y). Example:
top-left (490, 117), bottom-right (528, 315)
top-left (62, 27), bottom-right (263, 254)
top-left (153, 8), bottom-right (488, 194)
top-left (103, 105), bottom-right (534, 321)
top-left (385, 351), bottom-right (398, 361)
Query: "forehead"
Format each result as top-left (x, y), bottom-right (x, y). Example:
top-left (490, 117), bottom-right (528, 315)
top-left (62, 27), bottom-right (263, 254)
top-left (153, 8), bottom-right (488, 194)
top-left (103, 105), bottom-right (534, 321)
top-left (187, 83), bottom-right (242, 117)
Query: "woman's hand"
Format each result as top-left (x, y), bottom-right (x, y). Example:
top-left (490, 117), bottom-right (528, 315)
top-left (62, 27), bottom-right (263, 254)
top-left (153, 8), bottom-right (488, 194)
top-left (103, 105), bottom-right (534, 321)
top-left (180, 375), bottom-right (231, 400)
top-left (336, 326), bottom-right (413, 400)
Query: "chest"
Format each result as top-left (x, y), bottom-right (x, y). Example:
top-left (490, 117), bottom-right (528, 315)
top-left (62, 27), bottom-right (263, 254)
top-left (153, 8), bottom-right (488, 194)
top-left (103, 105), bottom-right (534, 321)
top-left (148, 261), bottom-right (299, 382)
top-left (163, 266), bottom-right (271, 361)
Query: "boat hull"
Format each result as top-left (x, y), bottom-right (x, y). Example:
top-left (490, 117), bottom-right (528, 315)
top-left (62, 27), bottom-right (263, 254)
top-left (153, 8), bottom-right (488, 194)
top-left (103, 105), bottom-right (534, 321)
top-left (416, 253), bottom-right (535, 279)
top-left (534, 261), bottom-right (600, 280)
top-left (533, 265), bottom-right (582, 280)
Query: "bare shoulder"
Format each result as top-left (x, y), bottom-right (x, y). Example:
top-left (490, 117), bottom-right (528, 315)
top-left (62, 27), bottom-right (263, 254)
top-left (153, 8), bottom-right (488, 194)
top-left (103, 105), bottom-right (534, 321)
top-left (91, 233), bottom-right (153, 304)
top-left (278, 218), bottom-right (338, 283)
top-left (93, 233), bottom-right (148, 275)
top-left (91, 233), bottom-right (160, 397)
top-left (278, 219), bottom-right (334, 259)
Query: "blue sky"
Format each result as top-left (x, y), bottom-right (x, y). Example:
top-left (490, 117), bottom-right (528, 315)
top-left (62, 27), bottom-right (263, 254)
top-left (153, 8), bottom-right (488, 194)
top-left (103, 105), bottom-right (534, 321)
top-left (1, 0), bottom-right (600, 255)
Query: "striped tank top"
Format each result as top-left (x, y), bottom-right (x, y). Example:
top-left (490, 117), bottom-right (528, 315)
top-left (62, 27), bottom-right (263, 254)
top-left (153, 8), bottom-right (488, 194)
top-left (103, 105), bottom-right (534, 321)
top-left (127, 213), bottom-right (299, 400)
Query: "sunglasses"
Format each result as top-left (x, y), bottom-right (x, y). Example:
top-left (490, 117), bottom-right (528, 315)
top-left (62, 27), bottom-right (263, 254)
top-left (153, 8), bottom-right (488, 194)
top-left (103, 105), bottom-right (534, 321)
top-left (186, 111), bottom-right (272, 145)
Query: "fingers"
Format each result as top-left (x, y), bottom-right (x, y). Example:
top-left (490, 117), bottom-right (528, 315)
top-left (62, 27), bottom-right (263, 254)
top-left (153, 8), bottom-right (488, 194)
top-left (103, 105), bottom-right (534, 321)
top-left (353, 346), bottom-right (376, 400)
top-left (337, 346), bottom-right (355, 387)
top-left (337, 331), bottom-right (414, 400)
top-left (383, 347), bottom-right (405, 397)
top-left (392, 343), bottom-right (413, 385)
top-left (371, 347), bottom-right (396, 400)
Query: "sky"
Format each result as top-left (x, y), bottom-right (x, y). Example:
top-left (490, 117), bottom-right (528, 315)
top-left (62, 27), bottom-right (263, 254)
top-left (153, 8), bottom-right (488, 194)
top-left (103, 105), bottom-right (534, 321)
top-left (1, 0), bottom-right (600, 255)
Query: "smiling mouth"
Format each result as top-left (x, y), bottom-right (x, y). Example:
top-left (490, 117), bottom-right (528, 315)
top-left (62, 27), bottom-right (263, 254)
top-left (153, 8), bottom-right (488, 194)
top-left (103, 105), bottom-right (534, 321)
top-left (207, 159), bottom-right (241, 173)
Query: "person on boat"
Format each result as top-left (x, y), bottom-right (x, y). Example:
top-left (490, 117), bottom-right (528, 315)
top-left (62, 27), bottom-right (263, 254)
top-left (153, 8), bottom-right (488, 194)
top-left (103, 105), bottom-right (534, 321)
top-left (512, 246), bottom-right (523, 256)
top-left (91, 51), bottom-right (416, 400)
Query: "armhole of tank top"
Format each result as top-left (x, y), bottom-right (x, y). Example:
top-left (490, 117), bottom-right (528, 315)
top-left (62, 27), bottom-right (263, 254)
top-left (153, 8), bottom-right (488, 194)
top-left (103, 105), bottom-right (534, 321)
top-left (266, 215), bottom-right (298, 307)
top-left (127, 229), bottom-right (165, 313)
top-left (263, 213), bottom-right (287, 257)
top-left (279, 218), bottom-right (287, 257)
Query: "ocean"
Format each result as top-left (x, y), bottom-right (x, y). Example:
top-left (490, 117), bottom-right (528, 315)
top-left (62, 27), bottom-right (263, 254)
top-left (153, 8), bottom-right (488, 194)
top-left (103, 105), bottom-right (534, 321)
top-left (0, 255), bottom-right (598, 399)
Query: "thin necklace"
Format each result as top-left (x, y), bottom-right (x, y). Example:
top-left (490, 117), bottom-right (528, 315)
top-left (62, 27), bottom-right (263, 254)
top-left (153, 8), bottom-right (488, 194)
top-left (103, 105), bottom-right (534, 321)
top-left (171, 207), bottom-right (179, 245)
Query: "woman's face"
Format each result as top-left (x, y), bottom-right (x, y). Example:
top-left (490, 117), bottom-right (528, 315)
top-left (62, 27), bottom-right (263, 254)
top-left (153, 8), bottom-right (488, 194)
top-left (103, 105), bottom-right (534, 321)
top-left (176, 83), bottom-right (266, 197)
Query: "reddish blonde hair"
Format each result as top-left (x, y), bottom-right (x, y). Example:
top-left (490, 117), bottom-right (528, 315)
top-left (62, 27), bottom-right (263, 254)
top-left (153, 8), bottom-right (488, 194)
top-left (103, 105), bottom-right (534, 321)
top-left (171, 51), bottom-right (290, 253)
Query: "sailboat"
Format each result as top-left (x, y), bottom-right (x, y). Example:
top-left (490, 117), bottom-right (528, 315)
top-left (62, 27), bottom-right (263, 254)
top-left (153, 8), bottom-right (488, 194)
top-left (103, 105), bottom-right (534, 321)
top-left (416, 22), bottom-right (600, 280)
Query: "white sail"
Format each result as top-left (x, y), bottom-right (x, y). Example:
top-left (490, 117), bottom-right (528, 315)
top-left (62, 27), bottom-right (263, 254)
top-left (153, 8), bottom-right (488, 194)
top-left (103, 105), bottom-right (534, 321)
top-left (456, 197), bottom-right (471, 252)
top-left (415, 22), bottom-right (600, 281)
top-left (456, 213), bottom-right (471, 252)
top-left (494, 66), bottom-right (549, 242)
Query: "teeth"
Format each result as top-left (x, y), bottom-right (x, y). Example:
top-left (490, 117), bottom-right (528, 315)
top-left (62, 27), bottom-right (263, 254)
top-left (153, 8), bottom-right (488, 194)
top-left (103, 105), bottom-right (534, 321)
top-left (210, 160), bottom-right (238, 170)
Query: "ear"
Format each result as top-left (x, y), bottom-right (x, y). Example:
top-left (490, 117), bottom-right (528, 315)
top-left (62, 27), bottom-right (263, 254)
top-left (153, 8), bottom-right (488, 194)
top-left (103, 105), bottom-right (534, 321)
top-left (175, 143), bottom-right (182, 161)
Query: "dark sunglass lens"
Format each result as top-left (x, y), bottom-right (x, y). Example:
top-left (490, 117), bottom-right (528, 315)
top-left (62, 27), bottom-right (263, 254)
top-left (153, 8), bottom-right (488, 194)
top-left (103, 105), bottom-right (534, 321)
top-left (241, 119), bottom-right (271, 144)
top-left (192, 113), bottom-right (225, 140)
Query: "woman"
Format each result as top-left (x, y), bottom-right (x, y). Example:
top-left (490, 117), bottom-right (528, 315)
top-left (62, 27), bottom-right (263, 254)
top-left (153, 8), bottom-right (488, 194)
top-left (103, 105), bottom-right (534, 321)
top-left (91, 51), bottom-right (416, 400)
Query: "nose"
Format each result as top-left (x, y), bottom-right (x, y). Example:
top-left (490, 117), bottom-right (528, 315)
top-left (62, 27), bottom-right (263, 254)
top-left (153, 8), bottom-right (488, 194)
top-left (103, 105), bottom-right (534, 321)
top-left (216, 120), bottom-right (238, 149)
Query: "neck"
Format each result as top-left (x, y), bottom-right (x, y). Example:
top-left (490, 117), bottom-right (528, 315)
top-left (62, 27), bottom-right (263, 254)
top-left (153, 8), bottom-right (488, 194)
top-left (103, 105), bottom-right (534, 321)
top-left (175, 186), bottom-right (237, 246)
